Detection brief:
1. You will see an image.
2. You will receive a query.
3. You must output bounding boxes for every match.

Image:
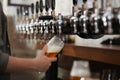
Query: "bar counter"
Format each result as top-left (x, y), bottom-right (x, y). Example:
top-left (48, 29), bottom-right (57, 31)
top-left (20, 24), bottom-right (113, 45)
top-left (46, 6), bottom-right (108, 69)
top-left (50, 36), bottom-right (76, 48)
top-left (36, 41), bottom-right (120, 65)
top-left (62, 43), bottom-right (120, 65)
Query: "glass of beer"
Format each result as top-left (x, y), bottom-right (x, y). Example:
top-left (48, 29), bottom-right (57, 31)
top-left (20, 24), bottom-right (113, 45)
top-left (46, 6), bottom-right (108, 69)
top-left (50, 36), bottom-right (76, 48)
top-left (46, 36), bottom-right (64, 57)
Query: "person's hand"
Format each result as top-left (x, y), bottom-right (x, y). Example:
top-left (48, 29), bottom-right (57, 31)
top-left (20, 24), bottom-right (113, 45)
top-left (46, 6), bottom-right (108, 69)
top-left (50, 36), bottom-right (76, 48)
top-left (33, 45), bottom-right (57, 72)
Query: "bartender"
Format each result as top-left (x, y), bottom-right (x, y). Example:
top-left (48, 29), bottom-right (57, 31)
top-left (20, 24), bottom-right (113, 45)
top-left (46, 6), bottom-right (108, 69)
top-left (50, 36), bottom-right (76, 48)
top-left (0, 2), bottom-right (57, 80)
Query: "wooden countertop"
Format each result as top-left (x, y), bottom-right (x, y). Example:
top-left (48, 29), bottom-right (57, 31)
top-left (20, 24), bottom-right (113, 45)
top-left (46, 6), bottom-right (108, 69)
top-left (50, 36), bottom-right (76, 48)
top-left (62, 43), bottom-right (120, 65)
top-left (36, 41), bottom-right (120, 65)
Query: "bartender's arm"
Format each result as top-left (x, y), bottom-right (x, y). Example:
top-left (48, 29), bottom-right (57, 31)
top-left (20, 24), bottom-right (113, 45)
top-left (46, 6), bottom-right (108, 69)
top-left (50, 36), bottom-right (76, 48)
top-left (0, 45), bottom-right (57, 73)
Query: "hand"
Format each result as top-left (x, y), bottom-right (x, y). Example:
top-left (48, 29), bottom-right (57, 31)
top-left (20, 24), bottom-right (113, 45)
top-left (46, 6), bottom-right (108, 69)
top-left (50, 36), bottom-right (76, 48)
top-left (33, 45), bottom-right (57, 72)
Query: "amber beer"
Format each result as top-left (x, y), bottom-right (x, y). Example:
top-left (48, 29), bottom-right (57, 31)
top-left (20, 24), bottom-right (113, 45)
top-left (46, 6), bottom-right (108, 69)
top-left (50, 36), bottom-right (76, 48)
top-left (46, 36), bottom-right (64, 57)
top-left (70, 76), bottom-right (81, 80)
top-left (45, 52), bottom-right (57, 57)
top-left (45, 45), bottom-right (63, 57)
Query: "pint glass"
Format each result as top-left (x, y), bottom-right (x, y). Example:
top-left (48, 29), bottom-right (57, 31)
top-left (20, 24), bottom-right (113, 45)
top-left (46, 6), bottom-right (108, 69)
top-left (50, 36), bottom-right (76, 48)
top-left (46, 36), bottom-right (64, 57)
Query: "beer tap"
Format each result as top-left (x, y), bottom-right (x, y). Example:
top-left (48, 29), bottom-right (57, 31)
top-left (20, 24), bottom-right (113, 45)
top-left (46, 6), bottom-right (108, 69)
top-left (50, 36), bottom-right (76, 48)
top-left (24, 6), bottom-right (30, 40)
top-left (31, 3), bottom-right (34, 19)
top-left (70, 13), bottom-right (78, 34)
top-left (112, 9), bottom-right (120, 34)
top-left (82, 0), bottom-right (88, 10)
top-left (36, 1), bottom-right (40, 39)
top-left (43, 20), bottom-right (49, 43)
top-left (39, 0), bottom-right (44, 16)
top-left (29, 3), bottom-right (35, 40)
top-left (102, 1), bottom-right (113, 34)
top-left (23, 6), bottom-right (29, 39)
top-left (91, 0), bottom-right (100, 34)
top-left (79, 0), bottom-right (88, 34)
top-left (16, 7), bottom-right (20, 21)
top-left (19, 6), bottom-right (23, 38)
top-left (36, 1), bottom-right (39, 18)
top-left (49, 20), bottom-right (56, 39)
top-left (37, 20), bottom-right (43, 41)
top-left (70, 0), bottom-right (79, 34)
top-left (73, 0), bottom-right (77, 6)
top-left (39, 20), bottom-right (44, 42)
top-left (45, 0), bottom-right (50, 15)
top-left (57, 13), bottom-right (63, 35)
top-left (20, 6), bottom-right (27, 40)
top-left (33, 1), bottom-right (40, 40)
top-left (16, 7), bottom-right (20, 33)
top-left (51, 0), bottom-right (56, 17)
top-left (72, 0), bottom-right (78, 16)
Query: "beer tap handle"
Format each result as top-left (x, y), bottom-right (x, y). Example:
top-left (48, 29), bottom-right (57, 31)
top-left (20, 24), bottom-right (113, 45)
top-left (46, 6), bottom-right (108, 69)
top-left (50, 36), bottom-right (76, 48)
top-left (23, 6), bottom-right (27, 16)
top-left (45, 0), bottom-right (50, 15)
top-left (25, 6), bottom-right (29, 16)
top-left (51, 0), bottom-right (55, 10)
top-left (20, 6), bottom-right (23, 16)
top-left (73, 0), bottom-right (78, 6)
top-left (36, 1), bottom-right (39, 14)
top-left (94, 0), bottom-right (99, 9)
top-left (40, 0), bottom-right (43, 13)
top-left (31, 3), bottom-right (34, 15)
top-left (16, 7), bottom-right (20, 17)
top-left (83, 0), bottom-right (87, 3)
top-left (72, 0), bottom-right (78, 16)
top-left (51, 0), bottom-right (56, 17)
top-left (82, 0), bottom-right (88, 10)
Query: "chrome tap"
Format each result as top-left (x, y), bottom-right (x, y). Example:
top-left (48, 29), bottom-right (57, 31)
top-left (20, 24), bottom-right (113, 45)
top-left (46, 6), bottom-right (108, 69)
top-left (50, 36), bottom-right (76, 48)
top-left (70, 12), bottom-right (78, 34)
top-left (57, 13), bottom-right (63, 34)
top-left (93, 0), bottom-right (100, 34)
top-left (80, 10), bottom-right (88, 34)
top-left (103, 5), bottom-right (113, 34)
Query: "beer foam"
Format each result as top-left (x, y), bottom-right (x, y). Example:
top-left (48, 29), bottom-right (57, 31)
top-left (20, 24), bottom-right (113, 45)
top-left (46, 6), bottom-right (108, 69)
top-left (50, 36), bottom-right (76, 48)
top-left (47, 36), bottom-right (64, 53)
top-left (47, 46), bottom-right (62, 53)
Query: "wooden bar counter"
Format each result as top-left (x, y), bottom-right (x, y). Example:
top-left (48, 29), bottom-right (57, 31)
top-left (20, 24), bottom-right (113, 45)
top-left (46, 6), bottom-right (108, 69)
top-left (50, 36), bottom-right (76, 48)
top-left (62, 43), bottom-right (120, 65)
top-left (36, 40), bottom-right (120, 65)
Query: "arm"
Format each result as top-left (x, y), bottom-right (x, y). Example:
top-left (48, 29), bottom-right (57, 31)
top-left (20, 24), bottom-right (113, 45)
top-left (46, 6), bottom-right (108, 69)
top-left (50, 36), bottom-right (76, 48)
top-left (5, 45), bottom-right (57, 72)
top-left (0, 51), bottom-right (9, 73)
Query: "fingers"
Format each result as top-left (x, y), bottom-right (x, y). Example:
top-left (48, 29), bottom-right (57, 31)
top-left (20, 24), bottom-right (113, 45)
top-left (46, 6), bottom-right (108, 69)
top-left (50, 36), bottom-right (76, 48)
top-left (49, 57), bottom-right (57, 62)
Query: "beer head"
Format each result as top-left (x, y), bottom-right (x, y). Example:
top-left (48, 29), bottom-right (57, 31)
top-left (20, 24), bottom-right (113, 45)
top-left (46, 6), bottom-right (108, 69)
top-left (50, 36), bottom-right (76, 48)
top-left (46, 36), bottom-right (64, 57)
top-left (47, 45), bottom-right (63, 53)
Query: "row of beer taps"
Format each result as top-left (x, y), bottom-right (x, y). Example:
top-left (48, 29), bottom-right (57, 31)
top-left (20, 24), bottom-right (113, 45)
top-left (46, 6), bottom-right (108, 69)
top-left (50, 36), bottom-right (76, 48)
top-left (16, 0), bottom-right (57, 43)
top-left (71, 0), bottom-right (120, 35)
top-left (15, 0), bottom-right (120, 43)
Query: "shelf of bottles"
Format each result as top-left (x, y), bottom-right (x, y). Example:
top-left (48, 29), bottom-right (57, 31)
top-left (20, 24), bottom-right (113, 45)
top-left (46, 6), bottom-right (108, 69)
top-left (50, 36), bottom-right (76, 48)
top-left (15, 0), bottom-right (120, 44)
